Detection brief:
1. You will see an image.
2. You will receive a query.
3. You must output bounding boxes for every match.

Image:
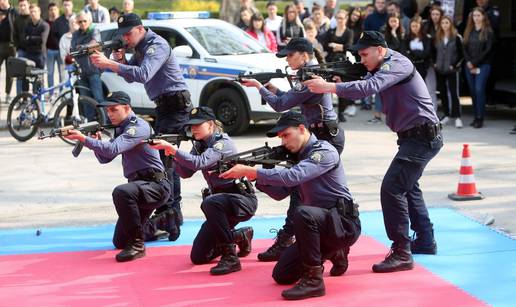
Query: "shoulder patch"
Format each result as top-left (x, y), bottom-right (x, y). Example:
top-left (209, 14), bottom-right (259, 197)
top-left (146, 46), bottom-right (156, 55)
top-left (381, 63), bottom-right (390, 71)
top-left (126, 127), bottom-right (137, 136)
top-left (310, 151), bottom-right (324, 163)
top-left (213, 140), bottom-right (224, 151)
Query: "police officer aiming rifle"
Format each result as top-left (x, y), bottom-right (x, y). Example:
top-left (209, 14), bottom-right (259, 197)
top-left (220, 111), bottom-right (360, 300)
top-left (63, 91), bottom-right (171, 263)
top-left (305, 31), bottom-right (443, 273)
top-left (90, 13), bottom-right (192, 240)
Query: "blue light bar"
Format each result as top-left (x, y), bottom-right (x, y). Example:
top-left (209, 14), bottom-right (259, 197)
top-left (147, 11), bottom-right (211, 20)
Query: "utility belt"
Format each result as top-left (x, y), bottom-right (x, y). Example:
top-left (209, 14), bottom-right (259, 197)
top-left (154, 90), bottom-right (192, 110)
top-left (309, 120), bottom-right (339, 138)
top-left (128, 168), bottom-right (167, 183)
top-left (397, 122), bottom-right (442, 140)
top-left (202, 179), bottom-right (255, 199)
top-left (318, 198), bottom-right (359, 219)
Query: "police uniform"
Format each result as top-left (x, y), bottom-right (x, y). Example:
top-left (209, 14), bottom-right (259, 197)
top-left (255, 112), bottom-right (360, 300)
top-left (173, 107), bottom-right (258, 275)
top-left (335, 31), bottom-right (443, 272)
top-left (82, 92), bottom-right (171, 262)
top-left (115, 13), bottom-right (192, 225)
top-left (257, 38), bottom-right (346, 263)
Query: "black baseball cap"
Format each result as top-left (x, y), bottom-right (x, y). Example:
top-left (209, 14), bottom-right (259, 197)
top-left (266, 111), bottom-right (307, 137)
top-left (116, 13), bottom-right (142, 36)
top-left (186, 106), bottom-right (217, 125)
top-left (97, 91), bottom-right (131, 107)
top-left (350, 31), bottom-right (387, 51)
top-left (276, 38), bottom-right (313, 58)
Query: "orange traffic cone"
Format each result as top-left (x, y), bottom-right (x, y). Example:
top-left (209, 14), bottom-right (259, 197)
top-left (448, 144), bottom-right (484, 201)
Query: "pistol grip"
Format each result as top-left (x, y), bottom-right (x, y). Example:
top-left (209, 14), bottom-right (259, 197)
top-left (72, 142), bottom-right (84, 157)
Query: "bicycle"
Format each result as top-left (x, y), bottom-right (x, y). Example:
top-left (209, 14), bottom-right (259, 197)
top-left (6, 56), bottom-right (108, 143)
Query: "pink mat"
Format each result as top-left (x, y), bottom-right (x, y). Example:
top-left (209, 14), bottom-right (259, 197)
top-left (0, 237), bottom-right (484, 306)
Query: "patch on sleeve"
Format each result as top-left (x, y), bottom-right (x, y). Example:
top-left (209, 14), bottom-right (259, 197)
top-left (310, 151), bottom-right (324, 163)
top-left (380, 63), bottom-right (390, 71)
top-left (146, 46), bottom-right (156, 55)
top-left (213, 140), bottom-right (225, 151)
top-left (126, 127), bottom-right (137, 136)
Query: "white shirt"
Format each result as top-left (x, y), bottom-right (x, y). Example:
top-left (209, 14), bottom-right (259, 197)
top-left (409, 38), bottom-right (424, 51)
top-left (265, 16), bottom-right (282, 33)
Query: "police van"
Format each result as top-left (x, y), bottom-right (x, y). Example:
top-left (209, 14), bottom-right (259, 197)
top-left (98, 11), bottom-right (290, 135)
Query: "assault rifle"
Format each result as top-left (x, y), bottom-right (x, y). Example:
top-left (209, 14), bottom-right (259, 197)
top-left (38, 121), bottom-right (115, 157)
top-left (217, 143), bottom-right (297, 173)
top-left (70, 39), bottom-right (127, 57)
top-left (142, 133), bottom-right (194, 146)
top-left (234, 68), bottom-right (295, 88)
top-left (298, 60), bottom-right (368, 82)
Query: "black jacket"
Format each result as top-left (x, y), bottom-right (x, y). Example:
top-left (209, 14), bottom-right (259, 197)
top-left (0, 7), bottom-right (18, 45)
top-left (433, 35), bottom-right (464, 74)
top-left (464, 29), bottom-right (494, 67)
top-left (13, 13), bottom-right (30, 50)
top-left (24, 19), bottom-right (50, 54)
top-left (321, 27), bottom-right (354, 63)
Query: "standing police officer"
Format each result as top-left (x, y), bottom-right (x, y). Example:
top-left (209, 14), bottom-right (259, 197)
top-left (90, 13), bottom-right (192, 240)
top-left (305, 31), bottom-right (443, 273)
top-left (150, 107), bottom-right (257, 275)
top-left (221, 112), bottom-right (361, 300)
top-left (64, 91), bottom-right (171, 262)
top-left (240, 38), bottom-right (348, 272)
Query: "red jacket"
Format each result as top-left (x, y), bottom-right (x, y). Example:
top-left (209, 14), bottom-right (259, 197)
top-left (246, 28), bottom-right (278, 52)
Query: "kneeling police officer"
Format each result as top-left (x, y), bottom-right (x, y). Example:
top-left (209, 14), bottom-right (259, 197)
top-left (150, 107), bottom-right (257, 275)
top-left (221, 112), bottom-right (361, 300)
top-left (65, 91), bottom-right (171, 262)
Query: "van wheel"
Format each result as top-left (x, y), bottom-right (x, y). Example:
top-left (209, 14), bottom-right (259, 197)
top-left (207, 88), bottom-right (249, 135)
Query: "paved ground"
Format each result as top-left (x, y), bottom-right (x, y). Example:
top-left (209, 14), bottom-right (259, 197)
top-left (1, 96), bottom-right (516, 238)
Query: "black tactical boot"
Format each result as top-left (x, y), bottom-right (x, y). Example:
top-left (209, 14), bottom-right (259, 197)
top-left (281, 264), bottom-right (325, 300)
top-left (411, 230), bottom-right (437, 255)
top-left (329, 247), bottom-right (349, 276)
top-left (116, 233), bottom-right (146, 262)
top-left (150, 208), bottom-right (181, 241)
top-left (372, 242), bottom-right (414, 273)
top-left (233, 227), bottom-right (254, 257)
top-left (210, 244), bottom-right (241, 275)
top-left (257, 229), bottom-right (295, 262)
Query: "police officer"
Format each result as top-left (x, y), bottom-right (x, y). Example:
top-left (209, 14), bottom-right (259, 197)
top-left (149, 107), bottom-right (257, 275)
top-left (90, 13), bottom-right (192, 240)
top-left (221, 111), bottom-right (360, 300)
top-left (64, 91), bottom-right (171, 262)
top-left (240, 38), bottom-right (348, 271)
top-left (305, 31), bottom-right (443, 273)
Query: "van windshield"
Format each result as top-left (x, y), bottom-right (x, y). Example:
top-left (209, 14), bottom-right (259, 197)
top-left (186, 25), bottom-right (269, 56)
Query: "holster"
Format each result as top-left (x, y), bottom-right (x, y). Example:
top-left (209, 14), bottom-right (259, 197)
top-left (155, 90), bottom-right (192, 110)
top-left (309, 120), bottom-right (339, 138)
top-left (328, 198), bottom-right (359, 241)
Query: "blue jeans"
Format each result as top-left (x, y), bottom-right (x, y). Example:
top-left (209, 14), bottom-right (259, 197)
top-left (464, 64), bottom-right (491, 120)
top-left (374, 94), bottom-right (382, 113)
top-left (77, 74), bottom-right (104, 121)
top-left (380, 134), bottom-right (443, 244)
top-left (46, 49), bottom-right (63, 95)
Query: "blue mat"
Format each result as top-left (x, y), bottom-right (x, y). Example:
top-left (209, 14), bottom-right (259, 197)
top-left (1, 208), bottom-right (515, 306)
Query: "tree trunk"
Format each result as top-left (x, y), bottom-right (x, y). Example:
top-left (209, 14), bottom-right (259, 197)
top-left (219, 0), bottom-right (240, 25)
top-left (38, 0), bottom-right (49, 20)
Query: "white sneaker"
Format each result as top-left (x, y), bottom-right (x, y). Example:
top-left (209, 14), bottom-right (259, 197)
top-left (455, 118), bottom-right (463, 128)
top-left (344, 105), bottom-right (357, 117)
top-left (440, 116), bottom-right (450, 125)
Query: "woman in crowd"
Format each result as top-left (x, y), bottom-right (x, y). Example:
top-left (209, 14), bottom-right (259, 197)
top-left (265, 1), bottom-right (282, 37)
top-left (347, 7), bottom-right (363, 44)
top-left (424, 5), bottom-right (443, 109)
top-left (237, 7), bottom-right (253, 30)
top-left (403, 16), bottom-right (431, 79)
top-left (246, 13), bottom-right (277, 52)
top-left (463, 7), bottom-right (494, 128)
top-left (277, 3), bottom-right (305, 49)
top-left (321, 9), bottom-right (355, 121)
top-left (434, 15), bottom-right (464, 128)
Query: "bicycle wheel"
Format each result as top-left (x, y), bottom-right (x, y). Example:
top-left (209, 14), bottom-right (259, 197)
top-left (53, 96), bottom-right (110, 145)
top-left (6, 92), bottom-right (41, 142)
